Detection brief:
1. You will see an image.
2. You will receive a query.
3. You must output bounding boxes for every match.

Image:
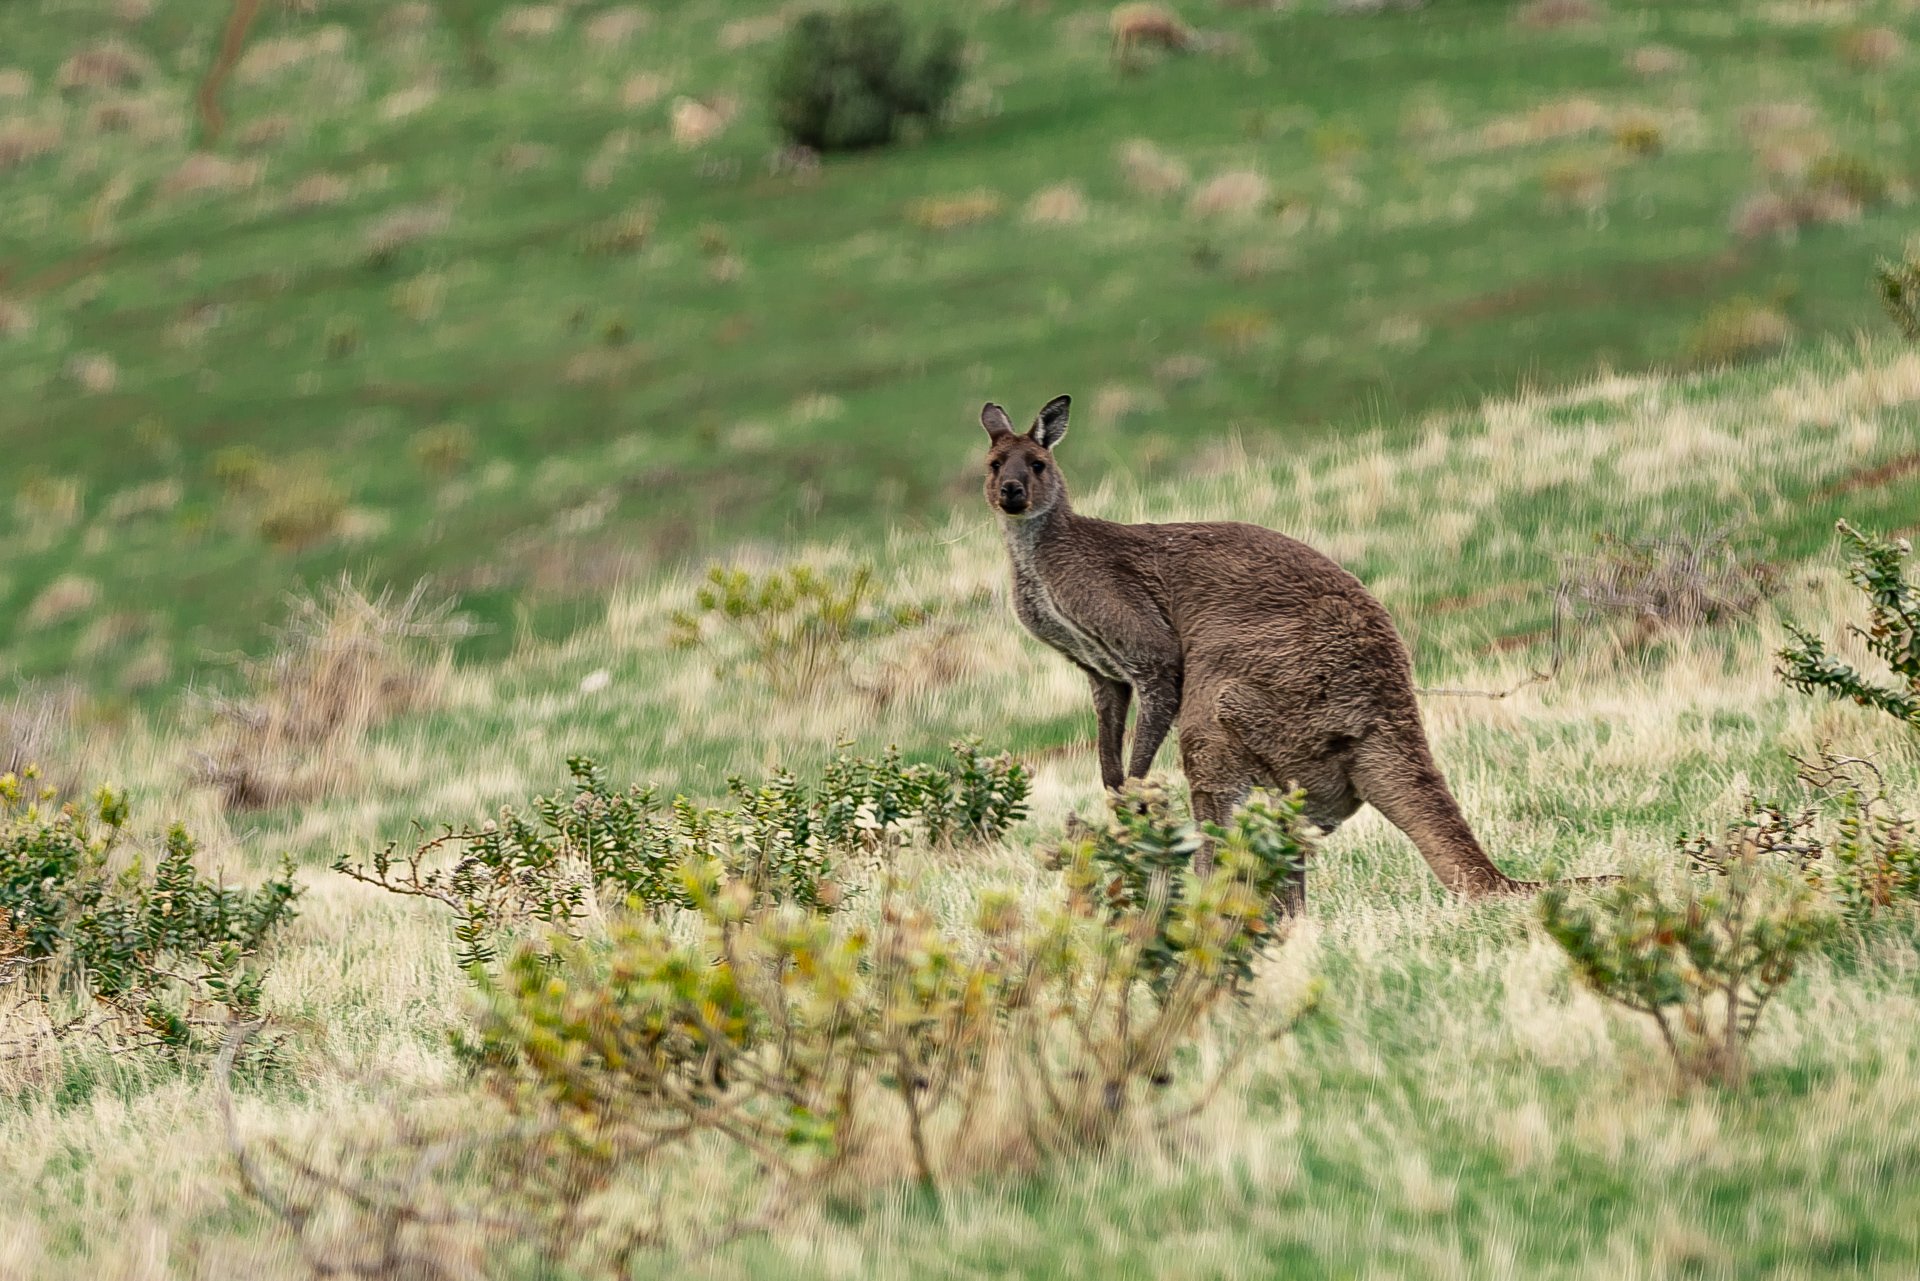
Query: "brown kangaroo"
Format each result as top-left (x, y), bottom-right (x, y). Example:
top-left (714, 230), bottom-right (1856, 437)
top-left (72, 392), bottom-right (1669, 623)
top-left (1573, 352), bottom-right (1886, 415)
top-left (981, 395), bottom-right (1533, 907)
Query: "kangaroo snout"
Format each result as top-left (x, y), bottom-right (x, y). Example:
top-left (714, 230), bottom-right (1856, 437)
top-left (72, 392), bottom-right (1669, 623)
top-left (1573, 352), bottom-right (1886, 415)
top-left (999, 479), bottom-right (1029, 512)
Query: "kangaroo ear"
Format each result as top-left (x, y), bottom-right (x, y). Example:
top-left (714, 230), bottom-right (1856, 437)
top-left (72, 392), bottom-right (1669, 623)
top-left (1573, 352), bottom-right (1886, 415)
top-left (1030, 394), bottom-right (1070, 448)
top-left (981, 402), bottom-right (1015, 440)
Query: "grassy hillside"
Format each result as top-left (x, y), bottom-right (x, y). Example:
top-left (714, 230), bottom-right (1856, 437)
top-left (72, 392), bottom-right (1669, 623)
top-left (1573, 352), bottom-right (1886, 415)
top-left (4, 0), bottom-right (1919, 695)
top-left (4, 343), bottom-right (1919, 1277)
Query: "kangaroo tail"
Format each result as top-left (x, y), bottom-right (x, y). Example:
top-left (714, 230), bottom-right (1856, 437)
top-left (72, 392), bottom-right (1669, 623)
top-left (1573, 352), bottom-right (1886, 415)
top-left (1347, 726), bottom-right (1533, 898)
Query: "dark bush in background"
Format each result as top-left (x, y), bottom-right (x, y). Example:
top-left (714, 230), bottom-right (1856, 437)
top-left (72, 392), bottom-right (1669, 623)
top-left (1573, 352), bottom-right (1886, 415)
top-left (769, 5), bottom-right (965, 153)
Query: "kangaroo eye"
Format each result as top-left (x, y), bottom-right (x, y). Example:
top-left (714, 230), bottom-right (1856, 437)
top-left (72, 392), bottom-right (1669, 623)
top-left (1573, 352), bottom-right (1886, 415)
top-left (1030, 459), bottom-right (1046, 475)
top-left (988, 459), bottom-right (1001, 473)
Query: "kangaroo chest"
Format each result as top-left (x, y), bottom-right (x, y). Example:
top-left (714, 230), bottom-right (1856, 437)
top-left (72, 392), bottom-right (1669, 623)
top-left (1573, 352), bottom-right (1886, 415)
top-left (1005, 531), bottom-right (1132, 682)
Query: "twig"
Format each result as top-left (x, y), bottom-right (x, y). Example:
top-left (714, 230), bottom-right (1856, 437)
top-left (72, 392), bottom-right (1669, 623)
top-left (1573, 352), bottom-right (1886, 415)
top-left (1417, 585), bottom-right (1567, 700)
top-left (195, 0), bottom-right (264, 147)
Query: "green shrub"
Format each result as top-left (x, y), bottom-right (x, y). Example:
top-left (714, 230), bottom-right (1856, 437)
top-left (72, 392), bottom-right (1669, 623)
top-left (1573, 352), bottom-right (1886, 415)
top-left (1047, 779), bottom-right (1310, 996)
top-left (445, 781), bottom-right (1309, 1254)
top-left (255, 471), bottom-right (347, 550)
top-left (1541, 800), bottom-right (1833, 1086)
top-left (669, 562), bottom-right (923, 691)
top-left (408, 422), bottom-right (472, 476)
top-left (1877, 251), bottom-right (1920, 343)
top-left (1806, 152), bottom-right (1890, 208)
top-left (0, 767), bottom-right (299, 1063)
top-left (1794, 749), bottom-right (1920, 927)
top-left (244, 782), bottom-right (1316, 1267)
top-left (337, 742), bottom-right (1031, 969)
top-left (1684, 296), bottom-right (1791, 366)
top-left (767, 5), bottom-right (965, 153)
top-left (1778, 520), bottom-right (1920, 729)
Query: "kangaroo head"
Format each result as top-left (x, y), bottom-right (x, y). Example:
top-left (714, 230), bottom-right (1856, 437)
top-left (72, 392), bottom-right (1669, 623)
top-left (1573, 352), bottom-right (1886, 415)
top-left (980, 395), bottom-right (1070, 519)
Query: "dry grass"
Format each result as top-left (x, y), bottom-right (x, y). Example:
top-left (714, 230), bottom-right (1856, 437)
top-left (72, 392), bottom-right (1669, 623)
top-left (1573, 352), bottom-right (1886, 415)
top-left (55, 40), bottom-right (154, 94)
top-left (191, 579), bottom-right (473, 811)
top-left (669, 95), bottom-right (736, 148)
top-left (160, 152), bottom-right (263, 199)
top-left (584, 7), bottom-right (651, 47)
top-left (1540, 153), bottom-right (1611, 210)
top-left (1186, 168), bottom-right (1269, 219)
top-left (362, 201), bottom-right (452, 266)
top-left (1023, 182), bottom-right (1088, 225)
top-left (1514, 0), bottom-right (1603, 29)
top-left (1116, 137), bottom-right (1190, 197)
top-left (24, 575), bottom-right (102, 630)
top-left (905, 189), bottom-right (1006, 231)
top-left (1625, 42), bottom-right (1689, 76)
top-left (0, 682), bottom-right (81, 779)
top-left (1839, 25), bottom-right (1905, 70)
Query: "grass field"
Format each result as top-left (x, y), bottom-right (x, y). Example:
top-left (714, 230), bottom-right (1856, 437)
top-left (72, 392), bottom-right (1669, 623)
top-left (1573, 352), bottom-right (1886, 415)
top-left (4, 336), bottom-right (1920, 1277)
top-left (8, 0), bottom-right (1920, 1276)
top-left (3, 0), bottom-right (1919, 695)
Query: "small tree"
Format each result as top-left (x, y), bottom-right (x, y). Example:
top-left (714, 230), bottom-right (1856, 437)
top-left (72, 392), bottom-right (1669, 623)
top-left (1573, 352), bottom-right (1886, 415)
top-left (1541, 801), bottom-right (1833, 1086)
top-left (1794, 749), bottom-right (1920, 927)
top-left (768, 6), bottom-right (965, 153)
top-left (0, 767), bottom-right (299, 1065)
top-left (1877, 252), bottom-right (1920, 343)
top-left (1778, 520), bottom-right (1920, 729)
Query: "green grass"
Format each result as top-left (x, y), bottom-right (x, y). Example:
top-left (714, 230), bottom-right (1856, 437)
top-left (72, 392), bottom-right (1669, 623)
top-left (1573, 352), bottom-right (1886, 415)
top-left (4, 0), bottom-right (1919, 696)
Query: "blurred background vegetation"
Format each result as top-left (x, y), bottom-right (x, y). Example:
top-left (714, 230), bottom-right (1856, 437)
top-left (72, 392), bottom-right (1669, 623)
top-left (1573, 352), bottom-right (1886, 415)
top-left (2, 0), bottom-right (1916, 701)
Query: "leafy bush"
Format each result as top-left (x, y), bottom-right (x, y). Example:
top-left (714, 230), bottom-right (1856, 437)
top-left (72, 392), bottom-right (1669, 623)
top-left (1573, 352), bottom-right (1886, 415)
top-left (669, 562), bottom-right (923, 692)
top-left (337, 742), bottom-right (1031, 968)
top-left (1047, 779), bottom-right (1309, 996)
top-left (1778, 520), bottom-right (1920, 729)
top-left (1877, 251), bottom-right (1920, 343)
top-left (1795, 749), bottom-right (1920, 927)
top-left (251, 781), bottom-right (1313, 1269)
top-left (0, 767), bottom-right (299, 1064)
top-left (767, 5), bottom-right (965, 153)
top-left (1541, 800), bottom-right (1833, 1085)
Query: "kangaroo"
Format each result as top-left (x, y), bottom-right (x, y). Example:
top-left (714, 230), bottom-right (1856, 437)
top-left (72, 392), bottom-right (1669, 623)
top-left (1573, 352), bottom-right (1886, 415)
top-left (981, 395), bottom-right (1533, 908)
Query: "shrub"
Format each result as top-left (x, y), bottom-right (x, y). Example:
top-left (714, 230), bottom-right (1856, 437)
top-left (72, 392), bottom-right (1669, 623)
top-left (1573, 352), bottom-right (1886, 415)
top-left (1541, 800), bottom-right (1833, 1086)
top-left (254, 471), bottom-right (346, 550)
top-left (668, 562), bottom-right (922, 692)
top-left (1684, 296), bottom-right (1791, 366)
top-left (408, 422), bottom-right (472, 476)
top-left (1566, 527), bottom-right (1778, 638)
top-left (1047, 780), bottom-right (1310, 996)
top-left (1877, 251), bottom-right (1920, 343)
top-left (1794, 749), bottom-right (1919, 927)
top-left (1612, 115), bottom-right (1664, 157)
top-left (245, 781), bottom-right (1314, 1267)
top-left (0, 767), bottom-right (299, 1066)
top-left (1778, 520), bottom-right (1920, 729)
top-left (1806, 152), bottom-right (1890, 209)
top-left (767, 5), bottom-right (964, 153)
top-left (337, 742), bottom-right (1031, 968)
